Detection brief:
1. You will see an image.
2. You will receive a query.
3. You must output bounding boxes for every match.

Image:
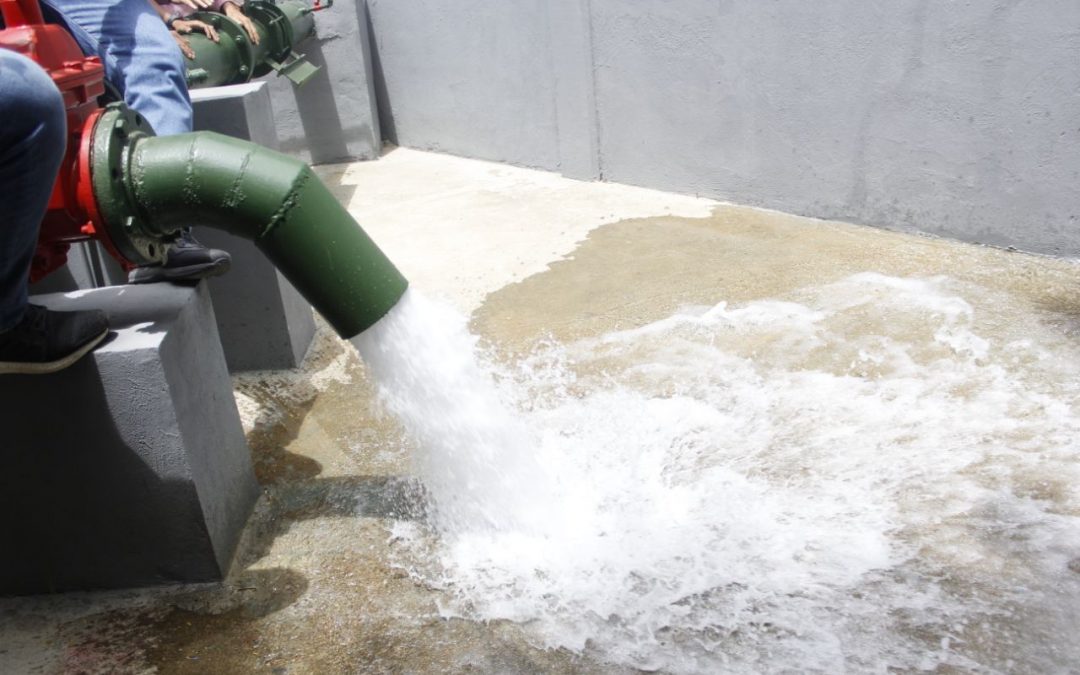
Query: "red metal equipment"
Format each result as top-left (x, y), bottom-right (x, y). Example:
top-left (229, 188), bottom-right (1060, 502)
top-left (0, 0), bottom-right (131, 280)
top-left (1, 0), bottom-right (410, 336)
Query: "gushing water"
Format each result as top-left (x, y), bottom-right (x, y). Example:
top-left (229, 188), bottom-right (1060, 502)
top-left (352, 276), bottom-right (1080, 673)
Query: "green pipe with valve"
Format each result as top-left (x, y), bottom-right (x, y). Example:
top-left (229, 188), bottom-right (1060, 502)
top-left (182, 0), bottom-right (327, 90)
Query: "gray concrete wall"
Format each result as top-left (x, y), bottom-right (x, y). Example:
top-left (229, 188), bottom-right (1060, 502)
top-left (367, 0), bottom-right (563, 171)
top-left (265, 0), bottom-right (383, 164)
top-left (366, 0), bottom-right (1080, 256)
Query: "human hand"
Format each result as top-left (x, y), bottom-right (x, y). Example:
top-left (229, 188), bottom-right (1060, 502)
top-left (223, 2), bottom-right (259, 44)
top-left (170, 32), bottom-right (195, 59)
top-left (172, 0), bottom-right (214, 10)
top-left (173, 18), bottom-right (220, 42)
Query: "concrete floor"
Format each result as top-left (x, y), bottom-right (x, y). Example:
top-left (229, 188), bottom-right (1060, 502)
top-left (2, 147), bottom-right (1079, 673)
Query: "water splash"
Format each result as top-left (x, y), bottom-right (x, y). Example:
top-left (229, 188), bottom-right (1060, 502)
top-left (352, 290), bottom-right (552, 534)
top-left (353, 275), bottom-right (1080, 673)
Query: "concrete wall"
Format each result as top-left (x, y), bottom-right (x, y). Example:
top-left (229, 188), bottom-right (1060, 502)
top-left (366, 0), bottom-right (1080, 256)
top-left (367, 0), bottom-right (563, 171)
top-left (265, 0), bottom-right (383, 164)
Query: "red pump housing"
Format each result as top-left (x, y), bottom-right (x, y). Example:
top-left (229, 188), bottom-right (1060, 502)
top-left (0, 0), bottom-right (128, 281)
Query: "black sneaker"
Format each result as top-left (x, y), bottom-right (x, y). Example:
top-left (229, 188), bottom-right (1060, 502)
top-left (0, 304), bottom-right (109, 375)
top-left (128, 231), bottom-right (231, 284)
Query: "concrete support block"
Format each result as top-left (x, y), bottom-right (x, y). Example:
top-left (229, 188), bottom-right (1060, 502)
top-left (191, 226), bottom-right (317, 371)
top-left (0, 283), bottom-right (258, 595)
top-left (192, 82), bottom-right (316, 372)
top-left (191, 81), bottom-right (281, 152)
top-left (28, 242), bottom-right (127, 295)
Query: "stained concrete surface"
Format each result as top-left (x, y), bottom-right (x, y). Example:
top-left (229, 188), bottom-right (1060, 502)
top-left (1, 149), bottom-right (1078, 673)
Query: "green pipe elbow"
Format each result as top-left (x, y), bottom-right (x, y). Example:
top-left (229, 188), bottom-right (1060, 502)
top-left (125, 131), bottom-right (408, 338)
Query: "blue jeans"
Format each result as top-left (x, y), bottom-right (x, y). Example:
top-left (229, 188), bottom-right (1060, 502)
top-left (0, 51), bottom-right (67, 331)
top-left (41, 0), bottom-right (192, 135)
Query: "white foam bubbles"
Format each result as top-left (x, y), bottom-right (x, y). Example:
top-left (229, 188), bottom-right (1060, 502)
top-left (353, 275), bottom-right (1080, 673)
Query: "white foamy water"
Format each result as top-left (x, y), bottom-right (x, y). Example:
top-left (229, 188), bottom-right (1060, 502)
top-left (352, 290), bottom-right (552, 534)
top-left (353, 276), bottom-right (1080, 673)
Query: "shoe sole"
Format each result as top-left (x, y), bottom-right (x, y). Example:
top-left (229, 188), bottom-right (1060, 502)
top-left (128, 258), bottom-right (232, 285)
top-left (0, 328), bottom-right (109, 376)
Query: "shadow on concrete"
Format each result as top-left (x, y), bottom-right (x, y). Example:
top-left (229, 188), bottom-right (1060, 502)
top-left (246, 394), bottom-right (324, 485)
top-left (28, 264), bottom-right (79, 295)
top-left (297, 41), bottom-right (346, 161)
top-left (28, 242), bottom-right (130, 296)
top-left (363, 1), bottom-right (396, 145)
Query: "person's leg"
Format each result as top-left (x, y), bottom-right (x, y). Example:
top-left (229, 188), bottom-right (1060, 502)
top-left (40, 0), bottom-right (230, 282)
top-left (0, 50), bottom-right (109, 374)
top-left (0, 50), bottom-right (67, 331)
top-left (39, 0), bottom-right (230, 282)
top-left (40, 0), bottom-right (192, 135)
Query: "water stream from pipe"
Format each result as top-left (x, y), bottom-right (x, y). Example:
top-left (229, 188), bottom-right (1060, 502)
top-left (352, 274), bottom-right (1080, 673)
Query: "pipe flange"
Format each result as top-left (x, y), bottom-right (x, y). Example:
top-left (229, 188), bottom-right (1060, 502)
top-left (89, 103), bottom-right (168, 266)
top-left (245, 0), bottom-right (303, 77)
top-left (192, 10), bottom-right (257, 85)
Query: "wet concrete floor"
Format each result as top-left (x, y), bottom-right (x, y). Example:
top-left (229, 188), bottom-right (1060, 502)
top-left (1, 149), bottom-right (1078, 674)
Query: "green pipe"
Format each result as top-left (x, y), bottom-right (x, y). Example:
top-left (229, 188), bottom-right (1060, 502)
top-left (181, 14), bottom-right (254, 88)
top-left (183, 0), bottom-right (320, 89)
top-left (91, 105), bottom-right (407, 338)
top-left (246, 0), bottom-right (315, 75)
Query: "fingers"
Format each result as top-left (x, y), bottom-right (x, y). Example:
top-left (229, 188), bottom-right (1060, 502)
top-left (171, 32), bottom-right (195, 59)
top-left (193, 20), bottom-right (220, 42)
top-left (173, 19), bottom-right (219, 42)
top-left (173, 6), bottom-right (258, 48)
top-left (224, 4), bottom-right (260, 44)
top-left (239, 17), bottom-right (260, 44)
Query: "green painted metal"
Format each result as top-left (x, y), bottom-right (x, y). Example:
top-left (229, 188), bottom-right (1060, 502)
top-left (90, 109), bottom-right (408, 338)
top-left (183, 0), bottom-right (319, 90)
top-left (91, 104), bottom-right (170, 266)
top-left (246, 0), bottom-right (314, 78)
top-left (181, 12), bottom-right (255, 88)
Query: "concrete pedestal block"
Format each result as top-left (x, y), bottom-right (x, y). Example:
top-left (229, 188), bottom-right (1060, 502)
top-left (0, 283), bottom-right (258, 595)
top-left (191, 226), bottom-right (318, 371)
top-left (192, 82), bottom-right (281, 151)
top-left (192, 82), bottom-right (317, 372)
top-left (28, 242), bottom-right (128, 296)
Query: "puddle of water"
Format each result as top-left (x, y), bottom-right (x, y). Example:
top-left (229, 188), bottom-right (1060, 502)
top-left (353, 267), bottom-right (1080, 673)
